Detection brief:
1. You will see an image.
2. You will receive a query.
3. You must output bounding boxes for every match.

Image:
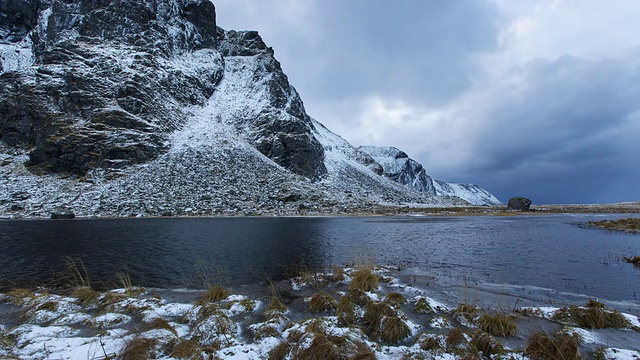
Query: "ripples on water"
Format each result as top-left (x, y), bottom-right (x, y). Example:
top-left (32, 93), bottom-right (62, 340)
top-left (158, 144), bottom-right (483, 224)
top-left (0, 214), bottom-right (639, 302)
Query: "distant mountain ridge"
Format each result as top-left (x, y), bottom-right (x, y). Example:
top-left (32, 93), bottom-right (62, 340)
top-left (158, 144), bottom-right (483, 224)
top-left (0, 0), bottom-right (499, 218)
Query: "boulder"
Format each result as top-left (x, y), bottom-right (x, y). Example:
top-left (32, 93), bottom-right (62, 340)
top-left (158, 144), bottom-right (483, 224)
top-left (507, 197), bottom-right (531, 211)
top-left (50, 208), bottom-right (75, 219)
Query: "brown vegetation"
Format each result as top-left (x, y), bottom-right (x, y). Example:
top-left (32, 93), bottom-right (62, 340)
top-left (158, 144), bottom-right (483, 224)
top-left (552, 300), bottom-right (631, 329)
top-left (526, 331), bottom-right (583, 360)
top-left (476, 312), bottom-right (519, 337)
top-left (349, 268), bottom-right (379, 292)
top-left (587, 218), bottom-right (640, 233)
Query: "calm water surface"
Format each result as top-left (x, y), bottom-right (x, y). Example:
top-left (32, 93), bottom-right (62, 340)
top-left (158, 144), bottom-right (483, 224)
top-left (0, 214), bottom-right (639, 302)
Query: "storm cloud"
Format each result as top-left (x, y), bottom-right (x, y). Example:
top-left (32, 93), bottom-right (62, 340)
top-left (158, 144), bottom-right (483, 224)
top-left (214, 0), bottom-right (640, 204)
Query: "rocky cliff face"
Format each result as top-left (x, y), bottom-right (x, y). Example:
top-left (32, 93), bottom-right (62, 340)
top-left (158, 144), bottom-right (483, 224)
top-left (0, 0), bottom-right (497, 218)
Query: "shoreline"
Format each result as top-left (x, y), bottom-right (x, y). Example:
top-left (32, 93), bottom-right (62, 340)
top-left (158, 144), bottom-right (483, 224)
top-left (1, 202), bottom-right (639, 220)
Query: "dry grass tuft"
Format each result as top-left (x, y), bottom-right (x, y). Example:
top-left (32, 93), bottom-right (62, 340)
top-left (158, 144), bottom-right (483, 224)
top-left (525, 331), bottom-right (583, 360)
top-left (469, 332), bottom-right (504, 357)
top-left (624, 256), bottom-right (640, 266)
top-left (295, 333), bottom-right (342, 360)
top-left (144, 317), bottom-right (178, 336)
top-left (419, 335), bottom-right (442, 351)
top-left (308, 292), bottom-right (338, 313)
top-left (6, 288), bottom-right (36, 305)
top-left (454, 303), bottom-right (478, 323)
top-left (349, 268), bottom-right (379, 292)
top-left (331, 265), bottom-right (347, 282)
top-left (446, 328), bottom-right (467, 349)
top-left (336, 296), bottom-right (357, 326)
top-left (196, 285), bottom-right (228, 305)
top-left (384, 292), bottom-right (407, 306)
top-left (268, 341), bottom-right (292, 360)
top-left (413, 297), bottom-right (434, 314)
top-left (97, 291), bottom-right (129, 313)
top-left (476, 312), bottom-right (519, 337)
top-left (71, 286), bottom-right (100, 307)
top-left (170, 339), bottom-right (204, 360)
top-left (119, 337), bottom-right (158, 360)
top-left (253, 325), bottom-right (281, 340)
top-left (378, 316), bottom-right (411, 344)
top-left (345, 289), bottom-right (371, 307)
top-left (363, 301), bottom-right (395, 337)
top-left (588, 218), bottom-right (640, 233)
top-left (263, 295), bottom-right (287, 320)
top-left (552, 302), bottom-right (631, 329)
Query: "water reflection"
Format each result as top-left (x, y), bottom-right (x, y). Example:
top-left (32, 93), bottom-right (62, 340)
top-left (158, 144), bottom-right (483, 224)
top-left (0, 215), bottom-right (639, 302)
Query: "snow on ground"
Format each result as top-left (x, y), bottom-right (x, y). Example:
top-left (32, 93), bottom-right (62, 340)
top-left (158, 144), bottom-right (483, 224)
top-left (1, 266), bottom-right (639, 359)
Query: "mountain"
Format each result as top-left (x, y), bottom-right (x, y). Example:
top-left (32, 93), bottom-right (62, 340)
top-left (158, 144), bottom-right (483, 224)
top-left (0, 0), bottom-right (498, 218)
top-left (359, 146), bottom-right (502, 206)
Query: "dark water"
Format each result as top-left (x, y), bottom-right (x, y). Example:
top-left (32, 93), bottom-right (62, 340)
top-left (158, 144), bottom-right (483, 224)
top-left (0, 214), bottom-right (639, 303)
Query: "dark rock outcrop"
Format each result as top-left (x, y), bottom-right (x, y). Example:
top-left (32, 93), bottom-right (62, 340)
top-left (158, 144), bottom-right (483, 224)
top-left (358, 146), bottom-right (436, 194)
top-left (0, 0), bottom-right (326, 180)
top-left (50, 207), bottom-right (75, 219)
top-left (507, 197), bottom-right (531, 211)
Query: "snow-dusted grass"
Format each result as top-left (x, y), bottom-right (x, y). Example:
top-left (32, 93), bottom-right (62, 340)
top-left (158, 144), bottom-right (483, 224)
top-left (1, 265), bottom-right (639, 359)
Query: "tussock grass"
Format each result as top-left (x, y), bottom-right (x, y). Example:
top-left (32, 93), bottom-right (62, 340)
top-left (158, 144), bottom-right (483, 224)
top-left (71, 286), bottom-right (99, 307)
top-left (268, 341), bottom-right (292, 360)
top-left (119, 337), bottom-right (158, 360)
top-left (419, 335), bottom-right (442, 351)
top-left (349, 268), bottom-right (379, 292)
top-left (308, 292), bottom-right (337, 313)
top-left (446, 328), bottom-right (467, 349)
top-left (336, 296), bottom-right (357, 326)
top-left (476, 312), bottom-right (519, 337)
top-left (330, 265), bottom-right (346, 282)
top-left (384, 292), bottom-right (407, 306)
top-left (624, 256), bottom-right (640, 266)
top-left (552, 301), bottom-right (631, 329)
top-left (363, 301), bottom-right (395, 338)
top-left (143, 317), bottom-right (178, 336)
top-left (263, 296), bottom-right (287, 320)
top-left (588, 218), bottom-right (640, 233)
top-left (253, 325), bottom-right (281, 340)
top-left (96, 291), bottom-right (129, 314)
top-left (6, 288), bottom-right (36, 305)
top-left (413, 297), bottom-right (434, 314)
top-left (66, 257), bottom-right (91, 288)
top-left (454, 303), bottom-right (478, 323)
top-left (196, 285), bottom-right (228, 305)
top-left (345, 289), bottom-right (371, 307)
top-left (170, 339), bottom-right (203, 360)
top-left (295, 333), bottom-right (342, 359)
top-left (525, 331), bottom-right (583, 360)
top-left (378, 316), bottom-right (411, 343)
top-left (469, 332), bottom-right (504, 357)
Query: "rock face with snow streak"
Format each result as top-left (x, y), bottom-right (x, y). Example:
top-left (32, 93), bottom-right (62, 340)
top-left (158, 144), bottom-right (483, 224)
top-left (0, 0), bottom-right (498, 218)
top-left (359, 146), bottom-right (501, 206)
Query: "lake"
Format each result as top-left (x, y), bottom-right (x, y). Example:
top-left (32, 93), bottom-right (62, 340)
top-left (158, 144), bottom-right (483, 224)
top-left (1, 214), bottom-right (639, 304)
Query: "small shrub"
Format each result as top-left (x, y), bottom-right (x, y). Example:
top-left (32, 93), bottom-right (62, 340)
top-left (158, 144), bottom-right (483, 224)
top-left (476, 312), bottom-right (519, 337)
top-left (526, 331), bottom-right (582, 360)
top-left (119, 337), bottom-right (158, 360)
top-left (308, 292), bottom-right (338, 313)
top-left (414, 297), bottom-right (434, 314)
top-left (349, 268), bottom-right (379, 292)
top-left (336, 296), bottom-right (357, 326)
top-left (384, 292), bottom-right (407, 306)
top-left (446, 328), bottom-right (467, 349)
top-left (196, 285), bottom-right (228, 305)
top-left (378, 316), bottom-right (411, 343)
top-left (170, 339), bottom-right (203, 360)
top-left (469, 332), bottom-right (504, 357)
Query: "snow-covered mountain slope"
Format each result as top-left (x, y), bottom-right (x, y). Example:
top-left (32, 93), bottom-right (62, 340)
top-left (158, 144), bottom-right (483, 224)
top-left (359, 146), bottom-right (501, 205)
top-left (0, 0), bottom-right (496, 218)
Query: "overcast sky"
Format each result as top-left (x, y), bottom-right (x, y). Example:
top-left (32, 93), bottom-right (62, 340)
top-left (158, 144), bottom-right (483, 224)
top-left (214, 0), bottom-right (640, 204)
